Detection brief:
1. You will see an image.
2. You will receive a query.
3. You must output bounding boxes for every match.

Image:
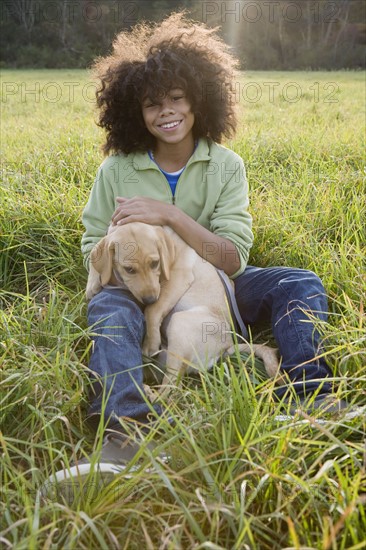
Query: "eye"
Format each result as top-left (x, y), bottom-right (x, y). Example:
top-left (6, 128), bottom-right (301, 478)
top-left (150, 260), bottom-right (160, 269)
top-left (124, 266), bottom-right (136, 275)
top-left (142, 98), bottom-right (156, 108)
top-left (169, 88), bottom-right (185, 101)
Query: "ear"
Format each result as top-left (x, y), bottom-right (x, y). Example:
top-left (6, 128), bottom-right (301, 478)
top-left (90, 236), bottom-right (115, 286)
top-left (156, 228), bottom-right (175, 280)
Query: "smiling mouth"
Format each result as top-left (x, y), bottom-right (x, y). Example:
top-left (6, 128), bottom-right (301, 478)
top-left (159, 120), bottom-right (182, 129)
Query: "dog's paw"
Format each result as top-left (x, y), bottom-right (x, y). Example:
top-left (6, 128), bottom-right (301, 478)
top-left (142, 333), bottom-right (161, 357)
top-left (143, 384), bottom-right (159, 403)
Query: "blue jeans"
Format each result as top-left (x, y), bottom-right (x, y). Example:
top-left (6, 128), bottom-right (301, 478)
top-left (87, 287), bottom-right (162, 429)
top-left (234, 266), bottom-right (332, 399)
top-left (86, 266), bottom-right (332, 427)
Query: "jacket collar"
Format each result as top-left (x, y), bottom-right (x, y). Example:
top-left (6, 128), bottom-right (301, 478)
top-left (131, 138), bottom-right (211, 171)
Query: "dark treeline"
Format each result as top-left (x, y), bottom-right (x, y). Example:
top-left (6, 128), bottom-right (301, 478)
top-left (1, 0), bottom-right (365, 70)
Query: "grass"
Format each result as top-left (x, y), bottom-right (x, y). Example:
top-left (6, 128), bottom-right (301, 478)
top-left (1, 69), bottom-right (365, 549)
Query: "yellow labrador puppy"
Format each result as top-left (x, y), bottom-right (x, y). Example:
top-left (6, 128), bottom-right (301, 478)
top-left (86, 223), bottom-right (279, 393)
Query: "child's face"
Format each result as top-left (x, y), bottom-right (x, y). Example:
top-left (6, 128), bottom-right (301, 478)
top-left (141, 88), bottom-right (195, 149)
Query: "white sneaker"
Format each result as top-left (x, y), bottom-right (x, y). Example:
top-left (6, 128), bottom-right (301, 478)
top-left (41, 432), bottom-right (169, 504)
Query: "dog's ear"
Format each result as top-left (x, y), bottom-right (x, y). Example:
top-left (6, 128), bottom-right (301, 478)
top-left (156, 229), bottom-right (175, 280)
top-left (90, 236), bottom-right (114, 286)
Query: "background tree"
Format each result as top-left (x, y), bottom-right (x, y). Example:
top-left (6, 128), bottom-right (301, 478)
top-left (0, 0), bottom-right (365, 69)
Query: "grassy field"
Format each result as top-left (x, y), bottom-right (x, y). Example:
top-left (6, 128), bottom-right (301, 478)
top-left (1, 69), bottom-right (365, 549)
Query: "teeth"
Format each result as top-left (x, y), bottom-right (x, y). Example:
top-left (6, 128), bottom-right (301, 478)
top-left (161, 121), bottom-right (180, 129)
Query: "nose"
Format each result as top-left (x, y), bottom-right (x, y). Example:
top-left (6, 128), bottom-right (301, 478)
top-left (142, 295), bottom-right (158, 305)
top-left (160, 98), bottom-right (174, 116)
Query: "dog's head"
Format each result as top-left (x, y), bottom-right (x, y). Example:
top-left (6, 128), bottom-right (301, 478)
top-left (90, 223), bottom-right (175, 305)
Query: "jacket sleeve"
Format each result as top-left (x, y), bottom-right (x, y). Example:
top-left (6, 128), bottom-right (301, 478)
top-left (209, 154), bottom-right (253, 278)
top-left (81, 162), bottom-right (116, 271)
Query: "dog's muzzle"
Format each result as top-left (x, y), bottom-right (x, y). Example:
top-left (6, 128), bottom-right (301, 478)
top-left (141, 295), bottom-right (158, 305)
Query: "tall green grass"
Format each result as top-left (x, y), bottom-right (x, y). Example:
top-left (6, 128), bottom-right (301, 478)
top-left (1, 70), bottom-right (365, 549)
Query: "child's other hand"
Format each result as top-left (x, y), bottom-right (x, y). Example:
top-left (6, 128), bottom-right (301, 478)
top-left (111, 196), bottom-right (174, 226)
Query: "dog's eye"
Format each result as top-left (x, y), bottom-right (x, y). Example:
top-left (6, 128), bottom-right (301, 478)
top-left (150, 260), bottom-right (160, 269)
top-left (124, 266), bottom-right (136, 275)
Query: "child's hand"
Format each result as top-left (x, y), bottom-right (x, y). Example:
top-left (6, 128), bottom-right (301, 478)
top-left (111, 196), bottom-right (174, 226)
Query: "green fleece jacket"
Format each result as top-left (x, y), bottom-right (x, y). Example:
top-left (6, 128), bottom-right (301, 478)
top-left (81, 138), bottom-right (253, 278)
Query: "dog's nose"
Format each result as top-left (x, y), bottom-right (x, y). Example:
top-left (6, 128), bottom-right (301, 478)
top-left (142, 296), bottom-right (157, 305)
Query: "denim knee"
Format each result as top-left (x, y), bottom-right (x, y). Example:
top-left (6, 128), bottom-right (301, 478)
top-left (278, 268), bottom-right (324, 288)
top-left (276, 269), bottom-right (328, 320)
top-left (87, 288), bottom-right (146, 345)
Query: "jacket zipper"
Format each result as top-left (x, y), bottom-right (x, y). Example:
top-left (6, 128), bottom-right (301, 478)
top-left (158, 171), bottom-right (177, 205)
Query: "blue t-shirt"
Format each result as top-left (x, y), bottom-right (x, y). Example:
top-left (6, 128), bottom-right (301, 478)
top-left (159, 166), bottom-right (185, 196)
top-left (148, 150), bottom-right (184, 196)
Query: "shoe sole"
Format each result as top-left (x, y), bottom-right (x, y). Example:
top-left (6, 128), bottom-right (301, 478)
top-left (41, 451), bottom-right (171, 503)
top-left (274, 405), bottom-right (366, 423)
top-left (41, 462), bottom-right (148, 504)
top-left (51, 461), bottom-right (132, 481)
